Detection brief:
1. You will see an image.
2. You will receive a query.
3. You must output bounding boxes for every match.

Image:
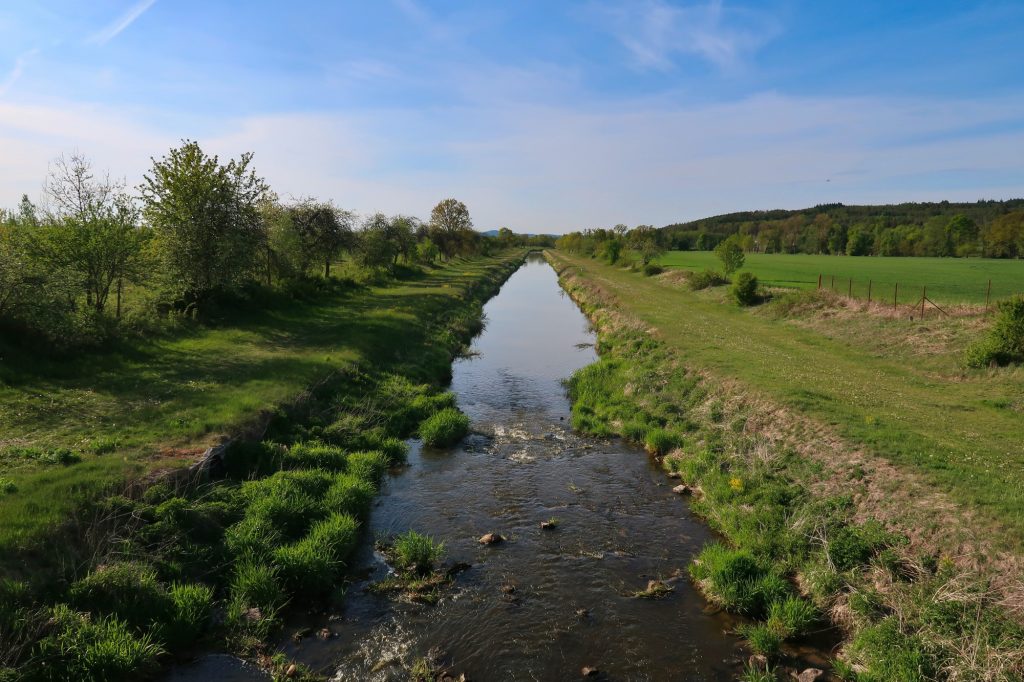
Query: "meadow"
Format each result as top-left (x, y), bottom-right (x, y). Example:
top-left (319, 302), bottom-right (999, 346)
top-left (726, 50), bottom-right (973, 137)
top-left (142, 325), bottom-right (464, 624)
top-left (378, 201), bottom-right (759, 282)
top-left (0, 253), bottom-right (523, 554)
top-left (658, 251), bottom-right (1024, 305)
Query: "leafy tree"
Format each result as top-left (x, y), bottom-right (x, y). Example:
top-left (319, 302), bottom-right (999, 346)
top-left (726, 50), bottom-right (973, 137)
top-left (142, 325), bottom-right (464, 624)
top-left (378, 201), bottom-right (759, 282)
top-left (140, 140), bottom-right (268, 303)
top-left (714, 235), bottom-right (745, 275)
top-left (497, 227), bottom-right (514, 245)
top-left (386, 215), bottom-right (418, 265)
top-left (629, 225), bottom-right (665, 265)
top-left (37, 154), bottom-right (149, 315)
top-left (287, 199), bottom-right (354, 277)
top-left (355, 213), bottom-right (398, 270)
top-left (428, 198), bottom-right (473, 259)
top-left (846, 228), bottom-right (874, 256)
top-left (982, 211), bottom-right (1024, 258)
top-left (414, 239), bottom-right (439, 265)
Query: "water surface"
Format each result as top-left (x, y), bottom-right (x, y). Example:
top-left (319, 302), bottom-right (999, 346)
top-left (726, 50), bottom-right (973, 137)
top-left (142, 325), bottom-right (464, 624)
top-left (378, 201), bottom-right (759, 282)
top-left (280, 254), bottom-right (744, 680)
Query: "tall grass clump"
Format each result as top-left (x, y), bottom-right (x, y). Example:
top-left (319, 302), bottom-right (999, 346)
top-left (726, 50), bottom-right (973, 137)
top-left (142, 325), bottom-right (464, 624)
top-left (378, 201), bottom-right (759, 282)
top-left (392, 531), bottom-right (445, 575)
top-left (966, 295), bottom-right (1024, 367)
top-left (643, 428), bottom-right (680, 456)
top-left (324, 473), bottom-right (376, 518)
top-left (345, 450), bottom-right (389, 485)
top-left (68, 562), bottom-right (172, 631)
top-left (229, 562), bottom-right (286, 614)
top-left (419, 408), bottom-right (470, 447)
top-left (689, 543), bottom-right (790, 617)
top-left (31, 605), bottom-right (163, 682)
top-left (284, 442), bottom-right (348, 471)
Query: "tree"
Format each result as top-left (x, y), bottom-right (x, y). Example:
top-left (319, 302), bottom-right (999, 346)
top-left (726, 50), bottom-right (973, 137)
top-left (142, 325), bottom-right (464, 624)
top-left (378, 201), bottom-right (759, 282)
top-left (846, 228), bottom-right (874, 256)
top-left (982, 211), bottom-right (1024, 258)
top-left (38, 154), bottom-right (149, 315)
top-left (140, 141), bottom-right (269, 303)
top-left (287, 199), bottom-right (354, 277)
top-left (386, 215), bottom-right (418, 264)
top-left (355, 213), bottom-right (398, 270)
top-left (497, 227), bottom-right (514, 245)
top-left (428, 198), bottom-right (473, 259)
top-left (714, 235), bottom-right (745, 275)
top-left (628, 225), bottom-right (664, 265)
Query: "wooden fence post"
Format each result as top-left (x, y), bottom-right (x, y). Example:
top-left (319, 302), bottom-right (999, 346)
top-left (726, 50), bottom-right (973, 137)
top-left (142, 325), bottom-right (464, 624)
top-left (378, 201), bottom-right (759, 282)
top-left (986, 279), bottom-right (992, 311)
top-left (848, 278), bottom-right (852, 297)
top-left (868, 280), bottom-right (872, 303)
top-left (921, 287), bottom-right (926, 319)
top-left (817, 274), bottom-right (822, 290)
top-left (831, 275), bottom-right (835, 291)
top-left (894, 282), bottom-right (898, 311)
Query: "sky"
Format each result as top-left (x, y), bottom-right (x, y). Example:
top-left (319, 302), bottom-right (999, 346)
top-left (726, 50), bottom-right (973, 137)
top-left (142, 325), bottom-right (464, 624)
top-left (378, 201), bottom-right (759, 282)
top-left (1, 1), bottom-right (1023, 233)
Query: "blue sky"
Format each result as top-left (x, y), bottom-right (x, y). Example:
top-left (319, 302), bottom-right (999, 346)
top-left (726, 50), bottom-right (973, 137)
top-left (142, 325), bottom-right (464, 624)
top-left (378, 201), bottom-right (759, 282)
top-left (1, 1), bottom-right (1023, 232)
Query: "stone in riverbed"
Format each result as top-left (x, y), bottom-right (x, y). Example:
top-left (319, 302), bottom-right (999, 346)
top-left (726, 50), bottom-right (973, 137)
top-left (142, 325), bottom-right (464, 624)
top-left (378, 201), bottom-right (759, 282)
top-left (795, 669), bottom-right (824, 682)
top-left (479, 532), bottom-right (505, 545)
top-left (672, 484), bottom-right (692, 495)
top-left (581, 666), bottom-right (599, 676)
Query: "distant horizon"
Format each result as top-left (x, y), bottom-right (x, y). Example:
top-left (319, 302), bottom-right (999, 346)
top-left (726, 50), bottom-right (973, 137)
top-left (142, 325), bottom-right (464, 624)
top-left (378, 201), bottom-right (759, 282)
top-left (3, 1), bottom-right (1023, 233)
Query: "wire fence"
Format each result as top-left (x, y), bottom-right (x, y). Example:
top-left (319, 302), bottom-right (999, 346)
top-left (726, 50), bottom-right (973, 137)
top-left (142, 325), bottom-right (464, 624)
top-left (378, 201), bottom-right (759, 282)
top-left (815, 274), bottom-right (1007, 318)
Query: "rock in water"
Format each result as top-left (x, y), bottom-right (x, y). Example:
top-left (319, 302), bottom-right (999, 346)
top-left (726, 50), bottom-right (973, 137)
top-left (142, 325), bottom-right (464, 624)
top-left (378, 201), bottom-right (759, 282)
top-left (796, 669), bottom-right (824, 682)
top-left (672, 484), bottom-right (692, 495)
top-left (478, 532), bottom-right (505, 545)
top-left (581, 666), bottom-right (599, 677)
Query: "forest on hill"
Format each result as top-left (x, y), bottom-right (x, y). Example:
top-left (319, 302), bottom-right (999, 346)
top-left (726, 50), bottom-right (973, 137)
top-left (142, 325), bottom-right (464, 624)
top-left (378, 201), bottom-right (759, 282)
top-left (661, 199), bottom-right (1024, 258)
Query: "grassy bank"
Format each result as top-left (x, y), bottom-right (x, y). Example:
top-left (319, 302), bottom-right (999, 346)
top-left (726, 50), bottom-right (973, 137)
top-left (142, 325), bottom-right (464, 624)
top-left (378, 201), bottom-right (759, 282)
top-left (0, 254), bottom-right (523, 552)
top-left (0, 251), bottom-right (524, 681)
top-left (547, 251), bottom-right (1024, 681)
top-left (659, 251), bottom-right (1024, 305)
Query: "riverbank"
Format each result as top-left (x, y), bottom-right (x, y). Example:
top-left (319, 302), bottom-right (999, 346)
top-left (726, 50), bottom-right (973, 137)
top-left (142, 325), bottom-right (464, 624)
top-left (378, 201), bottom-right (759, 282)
top-left (0, 251), bottom-right (525, 681)
top-left (547, 250), bottom-right (1024, 681)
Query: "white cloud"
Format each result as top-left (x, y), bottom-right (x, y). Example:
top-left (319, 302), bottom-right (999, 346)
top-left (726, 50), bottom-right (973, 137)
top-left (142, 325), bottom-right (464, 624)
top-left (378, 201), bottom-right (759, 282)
top-left (589, 0), bottom-right (781, 71)
top-left (0, 49), bottom-right (39, 97)
top-left (87, 0), bottom-right (157, 46)
top-left (0, 90), bottom-right (1022, 232)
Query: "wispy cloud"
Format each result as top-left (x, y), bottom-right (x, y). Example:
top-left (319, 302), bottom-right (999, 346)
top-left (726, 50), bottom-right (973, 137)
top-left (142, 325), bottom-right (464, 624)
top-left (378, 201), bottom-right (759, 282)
top-left (0, 49), bottom-right (39, 97)
top-left (87, 0), bottom-right (157, 46)
top-left (590, 0), bottom-right (780, 72)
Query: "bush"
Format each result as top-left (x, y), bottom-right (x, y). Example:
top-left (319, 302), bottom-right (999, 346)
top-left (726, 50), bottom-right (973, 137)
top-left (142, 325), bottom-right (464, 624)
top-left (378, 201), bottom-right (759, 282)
top-left (419, 408), bottom-right (470, 447)
top-left (642, 263), bottom-right (664, 277)
top-left (392, 531), bottom-right (445, 575)
top-left (688, 269), bottom-right (728, 290)
top-left (643, 428), bottom-right (680, 456)
top-left (732, 272), bottom-right (759, 306)
top-left (32, 605), bottom-right (163, 682)
top-left (345, 451), bottom-right (389, 485)
top-left (966, 296), bottom-right (1024, 367)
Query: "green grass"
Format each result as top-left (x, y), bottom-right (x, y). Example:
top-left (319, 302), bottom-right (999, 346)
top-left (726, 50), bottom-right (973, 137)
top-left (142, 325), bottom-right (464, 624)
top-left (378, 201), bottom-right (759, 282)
top-left (556, 252), bottom-right (1024, 544)
top-left (658, 251), bottom-right (1024, 304)
top-left (418, 407), bottom-right (470, 447)
top-left (0, 253), bottom-right (522, 553)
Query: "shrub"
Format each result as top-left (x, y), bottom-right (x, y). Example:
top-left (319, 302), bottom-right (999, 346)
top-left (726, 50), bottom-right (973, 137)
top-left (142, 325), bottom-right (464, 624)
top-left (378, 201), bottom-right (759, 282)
top-left (284, 442), bottom-right (348, 471)
top-left (732, 272), bottom-right (759, 306)
top-left (966, 296), bottom-right (1024, 367)
top-left (32, 605), bottom-right (163, 682)
top-left (345, 451), bottom-right (390, 485)
top-left (643, 428), bottom-right (679, 456)
top-left (688, 269), bottom-right (728, 290)
top-left (241, 470), bottom-right (333, 539)
top-left (642, 263), bottom-right (664, 277)
top-left (324, 474), bottom-right (375, 518)
top-left (419, 408), bottom-right (470, 447)
top-left (392, 531), bottom-right (445, 575)
top-left (766, 596), bottom-right (817, 638)
top-left (740, 622), bottom-right (782, 658)
top-left (68, 562), bottom-right (172, 630)
top-left (230, 562), bottom-right (286, 613)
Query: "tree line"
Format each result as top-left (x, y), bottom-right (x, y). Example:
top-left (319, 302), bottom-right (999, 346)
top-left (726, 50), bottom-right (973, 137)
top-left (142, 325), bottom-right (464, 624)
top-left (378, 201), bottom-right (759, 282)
top-left (661, 200), bottom-right (1024, 258)
top-left (0, 140), bottom-right (521, 349)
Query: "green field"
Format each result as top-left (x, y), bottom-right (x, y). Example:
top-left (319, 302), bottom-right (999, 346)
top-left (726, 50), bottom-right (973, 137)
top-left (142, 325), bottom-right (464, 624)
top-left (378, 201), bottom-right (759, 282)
top-left (556, 252), bottom-right (1024, 545)
top-left (658, 251), bottom-right (1024, 305)
top-left (0, 253), bottom-right (522, 550)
